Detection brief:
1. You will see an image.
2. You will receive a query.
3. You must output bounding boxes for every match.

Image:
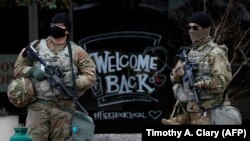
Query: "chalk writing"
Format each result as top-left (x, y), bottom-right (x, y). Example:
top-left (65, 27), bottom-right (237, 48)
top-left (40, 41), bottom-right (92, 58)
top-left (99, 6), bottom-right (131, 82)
top-left (93, 110), bottom-right (163, 120)
top-left (93, 111), bottom-right (148, 120)
top-left (91, 51), bottom-right (157, 73)
top-left (79, 31), bottom-right (169, 107)
top-left (90, 49), bottom-right (167, 106)
top-left (148, 110), bottom-right (162, 120)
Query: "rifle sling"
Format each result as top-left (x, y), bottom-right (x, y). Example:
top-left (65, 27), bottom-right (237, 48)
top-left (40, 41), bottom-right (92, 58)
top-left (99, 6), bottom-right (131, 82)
top-left (67, 40), bottom-right (89, 114)
top-left (67, 40), bottom-right (77, 92)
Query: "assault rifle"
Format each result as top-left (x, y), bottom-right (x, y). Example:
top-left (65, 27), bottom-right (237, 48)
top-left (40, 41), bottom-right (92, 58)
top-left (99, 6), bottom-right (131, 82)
top-left (176, 47), bottom-right (203, 109)
top-left (22, 44), bottom-right (88, 114)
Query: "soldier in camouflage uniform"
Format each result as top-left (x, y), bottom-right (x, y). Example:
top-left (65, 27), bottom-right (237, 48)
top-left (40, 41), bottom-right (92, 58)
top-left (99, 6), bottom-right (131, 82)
top-left (162, 11), bottom-right (236, 125)
top-left (14, 12), bottom-right (96, 141)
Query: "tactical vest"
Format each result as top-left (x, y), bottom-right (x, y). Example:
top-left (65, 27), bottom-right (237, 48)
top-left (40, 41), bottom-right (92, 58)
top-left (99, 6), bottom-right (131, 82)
top-left (183, 42), bottom-right (217, 101)
top-left (32, 39), bottom-right (78, 100)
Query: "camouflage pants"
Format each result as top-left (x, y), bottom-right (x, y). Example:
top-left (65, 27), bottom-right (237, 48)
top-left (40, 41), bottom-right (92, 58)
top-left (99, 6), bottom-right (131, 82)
top-left (26, 99), bottom-right (75, 141)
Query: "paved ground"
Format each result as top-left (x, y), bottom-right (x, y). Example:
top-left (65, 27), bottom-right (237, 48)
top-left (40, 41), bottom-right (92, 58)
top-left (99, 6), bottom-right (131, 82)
top-left (93, 134), bottom-right (142, 141)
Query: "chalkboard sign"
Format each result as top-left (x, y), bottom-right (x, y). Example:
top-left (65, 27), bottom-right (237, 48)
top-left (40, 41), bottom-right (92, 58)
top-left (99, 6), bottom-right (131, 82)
top-left (78, 31), bottom-right (175, 132)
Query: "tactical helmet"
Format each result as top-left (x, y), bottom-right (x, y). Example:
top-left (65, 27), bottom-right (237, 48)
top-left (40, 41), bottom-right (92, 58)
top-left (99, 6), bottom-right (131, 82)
top-left (7, 77), bottom-right (36, 107)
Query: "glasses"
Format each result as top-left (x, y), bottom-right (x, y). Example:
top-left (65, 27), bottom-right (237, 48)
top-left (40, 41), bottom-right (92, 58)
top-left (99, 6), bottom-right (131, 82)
top-left (50, 23), bottom-right (66, 28)
top-left (187, 25), bottom-right (201, 30)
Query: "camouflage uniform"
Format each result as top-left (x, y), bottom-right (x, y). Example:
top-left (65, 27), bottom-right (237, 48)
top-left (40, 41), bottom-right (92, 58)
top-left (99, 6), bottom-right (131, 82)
top-left (14, 37), bottom-right (96, 141)
top-left (166, 41), bottom-right (232, 125)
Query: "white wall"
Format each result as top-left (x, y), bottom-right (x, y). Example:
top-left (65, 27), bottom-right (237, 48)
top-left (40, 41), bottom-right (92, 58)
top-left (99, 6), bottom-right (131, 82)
top-left (0, 116), bottom-right (19, 141)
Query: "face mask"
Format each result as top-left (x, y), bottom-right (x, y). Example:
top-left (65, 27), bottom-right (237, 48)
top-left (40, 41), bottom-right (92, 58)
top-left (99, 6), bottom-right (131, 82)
top-left (189, 27), bottom-right (211, 47)
top-left (50, 26), bottom-right (67, 38)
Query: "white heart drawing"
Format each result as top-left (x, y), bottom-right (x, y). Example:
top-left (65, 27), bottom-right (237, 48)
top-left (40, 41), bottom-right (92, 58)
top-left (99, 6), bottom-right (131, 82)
top-left (148, 110), bottom-right (162, 120)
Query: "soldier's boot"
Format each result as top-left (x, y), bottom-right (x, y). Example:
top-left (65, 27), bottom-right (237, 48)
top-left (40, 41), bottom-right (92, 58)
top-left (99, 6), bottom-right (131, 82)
top-left (161, 113), bottom-right (189, 125)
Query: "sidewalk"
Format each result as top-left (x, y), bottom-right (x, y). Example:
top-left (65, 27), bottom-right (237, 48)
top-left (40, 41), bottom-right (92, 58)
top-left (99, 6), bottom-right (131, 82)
top-left (93, 134), bottom-right (142, 141)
